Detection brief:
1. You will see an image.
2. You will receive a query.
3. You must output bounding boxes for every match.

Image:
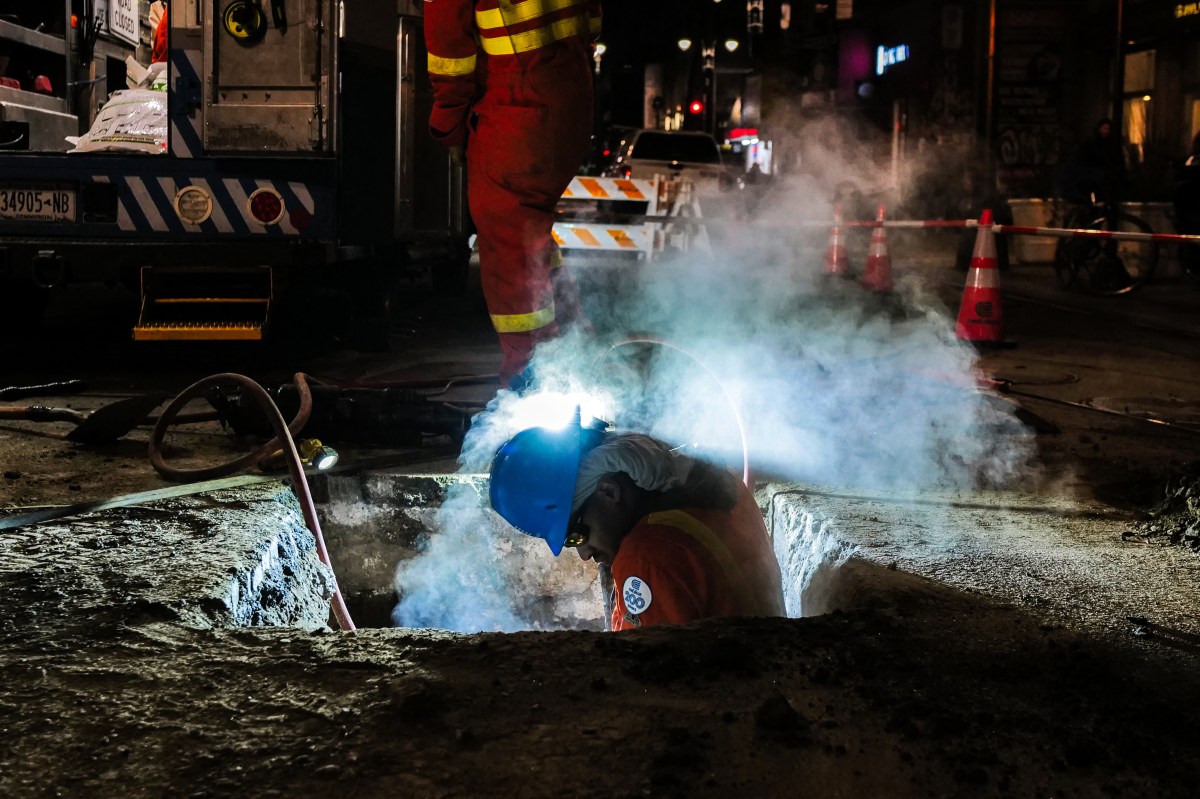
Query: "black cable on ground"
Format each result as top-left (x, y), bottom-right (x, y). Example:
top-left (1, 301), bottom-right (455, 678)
top-left (150, 372), bottom-right (355, 632)
top-left (990, 380), bottom-right (1200, 438)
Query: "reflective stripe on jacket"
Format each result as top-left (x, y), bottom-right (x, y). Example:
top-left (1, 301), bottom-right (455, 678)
top-left (424, 0), bottom-right (601, 146)
top-left (490, 303), bottom-right (556, 333)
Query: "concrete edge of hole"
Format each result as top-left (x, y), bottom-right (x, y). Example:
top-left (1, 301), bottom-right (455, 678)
top-left (5, 481), bottom-right (333, 631)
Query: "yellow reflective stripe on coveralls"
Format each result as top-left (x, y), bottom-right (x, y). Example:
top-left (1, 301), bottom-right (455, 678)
top-left (427, 52), bottom-right (477, 77)
top-left (478, 13), bottom-right (589, 55)
top-left (645, 509), bottom-right (767, 616)
top-left (490, 303), bottom-right (556, 333)
top-left (475, 0), bottom-right (586, 30)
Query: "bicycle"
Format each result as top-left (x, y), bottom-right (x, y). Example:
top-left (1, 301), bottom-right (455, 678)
top-left (1052, 195), bottom-right (1159, 295)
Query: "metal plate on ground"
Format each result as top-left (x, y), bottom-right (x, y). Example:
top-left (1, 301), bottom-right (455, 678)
top-left (1087, 396), bottom-right (1200, 425)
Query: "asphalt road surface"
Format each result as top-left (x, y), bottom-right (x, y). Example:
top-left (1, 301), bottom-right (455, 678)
top-left (2, 241), bottom-right (1200, 797)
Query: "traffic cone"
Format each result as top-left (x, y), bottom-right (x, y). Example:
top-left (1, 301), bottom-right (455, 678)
top-left (822, 204), bottom-right (850, 277)
top-left (860, 205), bottom-right (893, 292)
top-left (955, 209), bottom-right (1009, 346)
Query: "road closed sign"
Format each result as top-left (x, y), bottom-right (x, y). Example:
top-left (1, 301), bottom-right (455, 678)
top-left (106, 0), bottom-right (140, 47)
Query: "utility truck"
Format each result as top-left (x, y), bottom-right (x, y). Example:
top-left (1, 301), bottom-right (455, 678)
top-left (0, 0), bottom-right (468, 340)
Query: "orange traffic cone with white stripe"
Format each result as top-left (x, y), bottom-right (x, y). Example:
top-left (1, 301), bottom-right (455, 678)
top-left (822, 204), bottom-right (850, 278)
top-left (860, 205), bottom-right (893, 292)
top-left (956, 209), bottom-right (1011, 346)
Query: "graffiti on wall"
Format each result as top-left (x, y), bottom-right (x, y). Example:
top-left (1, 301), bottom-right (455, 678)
top-left (992, 2), bottom-right (1074, 193)
top-left (994, 3), bottom-right (1068, 173)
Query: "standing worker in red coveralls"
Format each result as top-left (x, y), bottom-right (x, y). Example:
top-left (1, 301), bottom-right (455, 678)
top-left (489, 424), bottom-right (787, 630)
top-left (424, 0), bottom-right (601, 388)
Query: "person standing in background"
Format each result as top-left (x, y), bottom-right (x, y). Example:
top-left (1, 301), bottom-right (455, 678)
top-left (424, 1), bottom-right (602, 389)
top-left (1077, 117), bottom-right (1127, 206)
top-left (1173, 130), bottom-right (1200, 281)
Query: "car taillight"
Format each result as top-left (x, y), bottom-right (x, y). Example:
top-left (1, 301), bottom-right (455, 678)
top-left (622, 167), bottom-right (632, 178)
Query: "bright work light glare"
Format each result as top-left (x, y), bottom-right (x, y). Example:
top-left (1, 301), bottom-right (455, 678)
top-left (508, 391), bottom-right (610, 434)
top-left (678, 38), bottom-right (692, 51)
top-left (314, 446), bottom-right (339, 471)
top-left (298, 438), bottom-right (339, 471)
top-left (724, 38), bottom-right (739, 52)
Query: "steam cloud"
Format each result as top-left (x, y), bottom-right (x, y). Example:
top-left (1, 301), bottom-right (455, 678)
top-left (393, 115), bottom-right (1037, 632)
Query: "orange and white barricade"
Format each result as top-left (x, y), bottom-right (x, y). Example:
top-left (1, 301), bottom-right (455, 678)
top-left (553, 176), bottom-right (709, 260)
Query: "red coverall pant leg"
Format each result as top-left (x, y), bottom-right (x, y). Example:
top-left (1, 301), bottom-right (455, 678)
top-left (466, 50), bottom-right (593, 387)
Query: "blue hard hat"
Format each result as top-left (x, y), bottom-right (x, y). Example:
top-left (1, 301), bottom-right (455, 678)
top-left (489, 420), bottom-right (607, 555)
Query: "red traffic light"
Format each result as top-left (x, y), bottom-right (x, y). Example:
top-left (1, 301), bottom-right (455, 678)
top-left (688, 100), bottom-right (704, 115)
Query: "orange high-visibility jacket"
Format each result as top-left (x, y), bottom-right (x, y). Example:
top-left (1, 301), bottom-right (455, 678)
top-left (424, 0), bottom-right (602, 147)
top-left (609, 486), bottom-right (787, 631)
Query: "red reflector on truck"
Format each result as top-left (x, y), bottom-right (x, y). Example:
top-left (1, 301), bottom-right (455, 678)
top-left (247, 188), bottom-right (284, 225)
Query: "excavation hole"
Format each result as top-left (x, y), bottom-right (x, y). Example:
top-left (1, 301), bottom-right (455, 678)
top-left (313, 473), bottom-right (855, 630)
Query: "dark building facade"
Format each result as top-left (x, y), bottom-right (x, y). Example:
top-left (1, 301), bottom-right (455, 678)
top-left (598, 2), bottom-right (1188, 200)
top-left (1122, 1), bottom-right (1200, 193)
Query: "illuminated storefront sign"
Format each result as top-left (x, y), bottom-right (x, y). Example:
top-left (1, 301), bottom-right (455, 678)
top-left (1177, 3), bottom-right (1200, 19)
top-left (876, 44), bottom-right (910, 75)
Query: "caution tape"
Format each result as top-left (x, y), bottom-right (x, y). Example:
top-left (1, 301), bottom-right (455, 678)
top-left (658, 213), bottom-right (1200, 244)
top-left (988, 223), bottom-right (1200, 245)
top-left (835, 216), bottom-right (1200, 242)
top-left (839, 219), bottom-right (975, 229)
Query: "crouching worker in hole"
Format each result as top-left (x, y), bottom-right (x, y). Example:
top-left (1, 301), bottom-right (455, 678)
top-left (489, 420), bottom-right (786, 630)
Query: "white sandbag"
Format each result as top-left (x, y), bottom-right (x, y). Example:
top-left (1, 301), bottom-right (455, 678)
top-left (125, 56), bottom-right (168, 90)
top-left (67, 88), bottom-right (167, 155)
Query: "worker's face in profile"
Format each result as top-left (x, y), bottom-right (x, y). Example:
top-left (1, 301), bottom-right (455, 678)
top-left (567, 477), bottom-right (633, 566)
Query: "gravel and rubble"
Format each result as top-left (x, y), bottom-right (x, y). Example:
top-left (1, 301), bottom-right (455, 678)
top-left (1124, 461), bottom-right (1200, 554)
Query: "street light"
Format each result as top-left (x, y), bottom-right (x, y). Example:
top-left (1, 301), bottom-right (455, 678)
top-left (678, 37), bottom-right (693, 52)
top-left (593, 42), bottom-right (606, 74)
top-left (724, 38), bottom-right (739, 53)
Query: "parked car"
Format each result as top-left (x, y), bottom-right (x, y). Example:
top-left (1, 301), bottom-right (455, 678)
top-left (602, 129), bottom-right (730, 210)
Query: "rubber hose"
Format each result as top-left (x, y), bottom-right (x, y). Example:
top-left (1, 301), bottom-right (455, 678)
top-left (0, 406), bottom-right (89, 425)
top-left (606, 337), bottom-right (753, 488)
top-left (149, 372), bottom-right (312, 482)
top-left (150, 372), bottom-right (355, 632)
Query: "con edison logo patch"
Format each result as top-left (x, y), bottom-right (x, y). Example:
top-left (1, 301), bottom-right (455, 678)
top-left (622, 575), bottom-right (652, 615)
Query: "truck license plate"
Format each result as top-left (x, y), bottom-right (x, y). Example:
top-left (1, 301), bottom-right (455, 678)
top-left (0, 186), bottom-right (76, 222)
